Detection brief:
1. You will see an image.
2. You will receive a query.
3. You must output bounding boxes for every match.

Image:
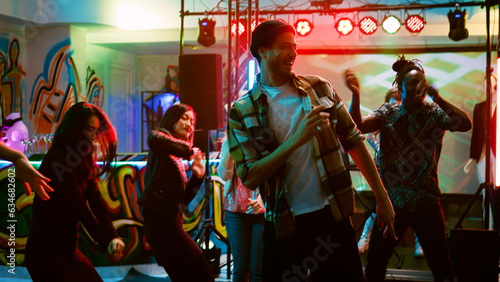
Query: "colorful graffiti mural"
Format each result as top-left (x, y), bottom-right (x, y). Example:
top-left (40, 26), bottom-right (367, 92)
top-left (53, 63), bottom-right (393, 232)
top-left (86, 66), bottom-right (105, 108)
top-left (0, 159), bottom-right (226, 267)
top-left (0, 37), bottom-right (26, 123)
top-left (0, 37), bottom-right (106, 136)
top-left (29, 40), bottom-right (85, 134)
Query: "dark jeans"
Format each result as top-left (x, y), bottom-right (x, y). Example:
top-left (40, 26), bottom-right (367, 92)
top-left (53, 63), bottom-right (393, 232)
top-left (365, 201), bottom-right (455, 282)
top-left (26, 247), bottom-right (103, 282)
top-left (143, 207), bottom-right (215, 282)
top-left (225, 210), bottom-right (265, 282)
top-left (261, 205), bottom-right (366, 282)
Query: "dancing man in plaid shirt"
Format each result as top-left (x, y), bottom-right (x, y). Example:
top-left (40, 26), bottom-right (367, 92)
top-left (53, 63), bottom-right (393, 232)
top-left (226, 20), bottom-right (396, 282)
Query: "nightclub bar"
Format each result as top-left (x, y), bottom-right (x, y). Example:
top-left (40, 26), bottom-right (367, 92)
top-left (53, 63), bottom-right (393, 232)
top-left (0, 0), bottom-right (499, 281)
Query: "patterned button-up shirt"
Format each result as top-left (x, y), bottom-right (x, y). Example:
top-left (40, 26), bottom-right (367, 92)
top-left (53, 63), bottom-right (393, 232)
top-left (371, 102), bottom-right (448, 211)
top-left (227, 72), bottom-right (364, 239)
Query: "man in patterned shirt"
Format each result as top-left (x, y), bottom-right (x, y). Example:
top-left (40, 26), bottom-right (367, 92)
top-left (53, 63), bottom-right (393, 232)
top-left (347, 55), bottom-right (472, 282)
top-left (226, 19), bottom-right (396, 282)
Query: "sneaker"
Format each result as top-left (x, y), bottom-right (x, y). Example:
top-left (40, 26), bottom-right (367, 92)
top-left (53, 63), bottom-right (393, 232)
top-left (358, 235), bottom-right (370, 254)
top-left (358, 216), bottom-right (374, 254)
top-left (414, 241), bottom-right (425, 257)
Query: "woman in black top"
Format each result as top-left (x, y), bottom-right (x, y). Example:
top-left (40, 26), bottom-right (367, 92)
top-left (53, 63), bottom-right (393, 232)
top-left (138, 103), bottom-right (214, 281)
top-left (25, 102), bottom-right (125, 281)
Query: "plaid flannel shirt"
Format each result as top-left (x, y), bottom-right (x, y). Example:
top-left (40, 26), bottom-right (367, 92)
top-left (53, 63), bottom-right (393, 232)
top-left (227, 72), bottom-right (364, 239)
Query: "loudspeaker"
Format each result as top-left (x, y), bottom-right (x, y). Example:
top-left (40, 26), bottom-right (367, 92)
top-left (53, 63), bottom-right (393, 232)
top-left (450, 229), bottom-right (499, 282)
top-left (193, 129), bottom-right (209, 153)
top-left (179, 54), bottom-right (223, 131)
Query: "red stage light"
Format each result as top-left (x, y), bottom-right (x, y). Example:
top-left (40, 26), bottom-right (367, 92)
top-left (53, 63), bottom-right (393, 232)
top-left (231, 21), bottom-right (246, 36)
top-left (231, 20), bottom-right (257, 36)
top-left (295, 19), bottom-right (313, 36)
top-left (406, 15), bottom-right (425, 33)
top-left (336, 18), bottom-right (354, 36)
top-left (359, 17), bottom-right (378, 35)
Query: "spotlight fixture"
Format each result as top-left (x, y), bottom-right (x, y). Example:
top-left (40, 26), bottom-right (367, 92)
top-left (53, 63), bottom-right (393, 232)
top-left (448, 5), bottom-right (468, 41)
top-left (382, 15), bottom-right (401, 34)
top-left (406, 15), bottom-right (425, 33)
top-left (231, 21), bottom-right (246, 36)
top-left (336, 18), bottom-right (354, 36)
top-left (198, 18), bottom-right (216, 47)
top-left (295, 19), bottom-right (314, 36)
top-left (359, 17), bottom-right (378, 35)
top-left (231, 19), bottom-right (257, 36)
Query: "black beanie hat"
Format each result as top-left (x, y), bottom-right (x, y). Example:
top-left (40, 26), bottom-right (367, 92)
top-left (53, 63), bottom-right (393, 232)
top-left (250, 20), bottom-right (296, 59)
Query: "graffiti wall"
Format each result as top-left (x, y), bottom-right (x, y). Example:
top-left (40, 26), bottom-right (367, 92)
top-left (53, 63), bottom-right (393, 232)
top-left (0, 159), bottom-right (226, 267)
top-left (28, 44), bottom-right (108, 134)
top-left (0, 36), bottom-right (26, 124)
top-left (0, 25), bottom-right (111, 139)
top-left (85, 65), bottom-right (105, 108)
top-left (29, 40), bottom-right (85, 134)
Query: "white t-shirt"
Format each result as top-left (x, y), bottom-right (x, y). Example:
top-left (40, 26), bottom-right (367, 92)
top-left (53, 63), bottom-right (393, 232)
top-left (261, 82), bottom-right (328, 216)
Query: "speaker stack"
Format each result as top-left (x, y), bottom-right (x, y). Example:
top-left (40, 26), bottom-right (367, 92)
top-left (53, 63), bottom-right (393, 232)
top-left (450, 228), bottom-right (499, 281)
top-left (179, 54), bottom-right (223, 131)
top-left (179, 54), bottom-right (223, 152)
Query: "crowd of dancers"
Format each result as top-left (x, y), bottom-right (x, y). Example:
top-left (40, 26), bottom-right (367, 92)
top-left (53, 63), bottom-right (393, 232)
top-left (4, 19), bottom-right (474, 282)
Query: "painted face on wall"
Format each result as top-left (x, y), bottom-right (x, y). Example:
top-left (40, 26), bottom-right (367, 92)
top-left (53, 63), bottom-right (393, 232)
top-left (264, 32), bottom-right (297, 83)
top-left (173, 110), bottom-right (195, 140)
top-left (401, 69), bottom-right (426, 108)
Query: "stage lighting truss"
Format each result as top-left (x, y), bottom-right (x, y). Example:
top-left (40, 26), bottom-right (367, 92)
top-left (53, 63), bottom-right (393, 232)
top-left (406, 14), bottom-right (425, 33)
top-left (335, 11), bottom-right (423, 36)
top-left (382, 15), bottom-right (401, 34)
top-left (335, 18), bottom-right (354, 36)
top-left (295, 19), bottom-right (314, 36)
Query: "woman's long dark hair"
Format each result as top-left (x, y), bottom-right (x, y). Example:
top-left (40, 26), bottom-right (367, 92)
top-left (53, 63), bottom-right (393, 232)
top-left (49, 102), bottom-right (117, 180)
top-left (159, 103), bottom-right (196, 145)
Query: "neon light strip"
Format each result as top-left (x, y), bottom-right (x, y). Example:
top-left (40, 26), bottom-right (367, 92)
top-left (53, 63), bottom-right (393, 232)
top-left (248, 59), bottom-right (255, 90)
top-left (0, 159), bottom-right (222, 166)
